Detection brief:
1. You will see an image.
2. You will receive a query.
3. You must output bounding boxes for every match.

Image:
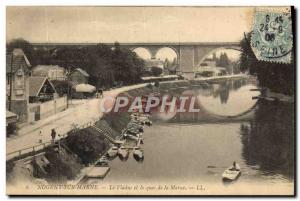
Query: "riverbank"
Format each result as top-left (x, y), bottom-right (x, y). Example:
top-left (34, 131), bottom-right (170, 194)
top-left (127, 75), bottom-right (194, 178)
top-left (6, 74), bottom-right (295, 195)
top-left (259, 88), bottom-right (294, 103)
top-left (7, 74), bottom-right (256, 191)
top-left (7, 74), bottom-right (252, 159)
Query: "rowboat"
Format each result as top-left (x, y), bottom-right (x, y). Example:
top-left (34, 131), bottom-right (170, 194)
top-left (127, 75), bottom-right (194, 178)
top-left (133, 147), bottom-right (144, 162)
top-left (107, 146), bottom-right (118, 158)
top-left (222, 163), bottom-right (241, 181)
top-left (118, 147), bottom-right (129, 161)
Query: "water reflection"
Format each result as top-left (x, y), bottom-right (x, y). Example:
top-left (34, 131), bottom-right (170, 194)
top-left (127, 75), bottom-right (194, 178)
top-left (149, 78), bottom-right (294, 182)
top-left (98, 78), bottom-right (294, 187)
top-left (240, 100), bottom-right (294, 180)
top-left (151, 78), bottom-right (260, 123)
top-left (198, 84), bottom-right (259, 117)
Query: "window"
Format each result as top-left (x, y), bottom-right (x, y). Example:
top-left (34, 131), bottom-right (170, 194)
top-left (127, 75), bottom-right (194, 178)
top-left (15, 89), bottom-right (24, 95)
top-left (14, 75), bottom-right (24, 90)
top-left (17, 69), bottom-right (24, 76)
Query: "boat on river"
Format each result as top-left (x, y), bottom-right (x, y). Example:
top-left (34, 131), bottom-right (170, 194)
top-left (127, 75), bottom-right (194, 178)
top-left (126, 128), bottom-right (141, 135)
top-left (145, 120), bottom-right (152, 126)
top-left (222, 163), bottom-right (241, 181)
top-left (107, 146), bottom-right (118, 158)
top-left (124, 133), bottom-right (142, 142)
top-left (118, 146), bottom-right (129, 161)
top-left (133, 147), bottom-right (144, 162)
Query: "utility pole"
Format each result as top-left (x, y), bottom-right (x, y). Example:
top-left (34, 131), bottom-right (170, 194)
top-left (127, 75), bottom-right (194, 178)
top-left (67, 66), bottom-right (71, 108)
top-left (8, 52), bottom-right (14, 111)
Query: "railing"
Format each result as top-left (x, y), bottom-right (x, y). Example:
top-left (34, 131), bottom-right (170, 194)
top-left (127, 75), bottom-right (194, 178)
top-left (7, 141), bottom-right (53, 161)
top-left (90, 125), bottom-right (115, 143)
top-left (6, 118), bottom-right (102, 162)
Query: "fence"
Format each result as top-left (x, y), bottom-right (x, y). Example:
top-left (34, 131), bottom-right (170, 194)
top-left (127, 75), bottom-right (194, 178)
top-left (28, 96), bottom-right (67, 122)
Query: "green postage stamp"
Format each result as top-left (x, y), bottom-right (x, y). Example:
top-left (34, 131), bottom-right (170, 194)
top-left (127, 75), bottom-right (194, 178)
top-left (251, 11), bottom-right (293, 64)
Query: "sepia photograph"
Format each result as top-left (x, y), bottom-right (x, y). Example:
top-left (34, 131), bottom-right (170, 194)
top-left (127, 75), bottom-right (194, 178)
top-left (5, 6), bottom-right (295, 196)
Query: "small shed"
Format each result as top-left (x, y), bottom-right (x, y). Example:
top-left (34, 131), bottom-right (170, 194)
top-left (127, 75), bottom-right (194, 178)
top-left (29, 77), bottom-right (57, 103)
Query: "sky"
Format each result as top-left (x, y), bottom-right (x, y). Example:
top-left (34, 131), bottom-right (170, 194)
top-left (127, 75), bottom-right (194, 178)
top-left (133, 47), bottom-right (178, 61)
top-left (6, 7), bottom-right (255, 43)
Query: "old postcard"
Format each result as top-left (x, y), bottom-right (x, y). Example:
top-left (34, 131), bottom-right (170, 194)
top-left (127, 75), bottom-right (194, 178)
top-left (6, 6), bottom-right (295, 196)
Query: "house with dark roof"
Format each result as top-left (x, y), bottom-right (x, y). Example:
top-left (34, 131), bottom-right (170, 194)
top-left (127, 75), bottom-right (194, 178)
top-left (27, 76), bottom-right (67, 121)
top-left (28, 77), bottom-right (57, 103)
top-left (69, 68), bottom-right (89, 86)
top-left (6, 48), bottom-right (31, 122)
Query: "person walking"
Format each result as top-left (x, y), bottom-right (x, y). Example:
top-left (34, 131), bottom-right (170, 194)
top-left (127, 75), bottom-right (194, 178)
top-left (51, 129), bottom-right (57, 144)
top-left (38, 131), bottom-right (43, 143)
top-left (99, 88), bottom-right (103, 98)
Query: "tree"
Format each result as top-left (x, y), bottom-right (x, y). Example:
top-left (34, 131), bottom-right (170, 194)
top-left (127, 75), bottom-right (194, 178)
top-left (164, 58), bottom-right (170, 68)
top-left (110, 42), bottom-right (144, 85)
top-left (171, 57), bottom-right (177, 67)
top-left (7, 38), bottom-right (33, 53)
top-left (7, 38), bottom-right (146, 89)
top-left (150, 67), bottom-right (163, 76)
top-left (6, 38), bottom-right (35, 63)
top-left (217, 52), bottom-right (229, 67)
top-left (240, 32), bottom-right (294, 95)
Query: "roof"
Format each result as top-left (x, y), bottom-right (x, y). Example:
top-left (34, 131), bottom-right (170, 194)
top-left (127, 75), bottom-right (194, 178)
top-left (196, 66), bottom-right (227, 73)
top-left (167, 65), bottom-right (178, 72)
top-left (75, 83), bottom-right (96, 93)
top-left (72, 68), bottom-right (89, 77)
top-left (86, 166), bottom-right (110, 178)
top-left (6, 110), bottom-right (17, 118)
top-left (32, 65), bottom-right (65, 74)
top-left (203, 57), bottom-right (218, 62)
top-left (141, 75), bottom-right (179, 80)
top-left (6, 49), bottom-right (31, 74)
top-left (29, 76), bottom-right (56, 97)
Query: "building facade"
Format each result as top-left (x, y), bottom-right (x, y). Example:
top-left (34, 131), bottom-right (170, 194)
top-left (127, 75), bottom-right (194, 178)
top-left (31, 65), bottom-right (67, 80)
top-left (6, 49), bottom-right (31, 123)
top-left (69, 68), bottom-right (89, 85)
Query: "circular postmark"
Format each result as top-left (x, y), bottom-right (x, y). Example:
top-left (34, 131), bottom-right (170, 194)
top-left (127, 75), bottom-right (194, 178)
top-left (251, 11), bottom-right (293, 63)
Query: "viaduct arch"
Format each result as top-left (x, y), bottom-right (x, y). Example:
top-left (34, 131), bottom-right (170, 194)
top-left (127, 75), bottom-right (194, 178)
top-left (32, 42), bottom-right (241, 79)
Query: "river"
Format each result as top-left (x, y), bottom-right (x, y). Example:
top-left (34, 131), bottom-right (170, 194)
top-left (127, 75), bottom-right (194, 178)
top-left (88, 77), bottom-right (294, 194)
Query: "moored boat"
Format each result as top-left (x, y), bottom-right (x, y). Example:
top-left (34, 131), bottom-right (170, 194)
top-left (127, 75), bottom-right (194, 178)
top-left (107, 146), bottom-right (118, 158)
top-left (133, 147), bottom-right (144, 162)
top-left (118, 147), bottom-right (129, 161)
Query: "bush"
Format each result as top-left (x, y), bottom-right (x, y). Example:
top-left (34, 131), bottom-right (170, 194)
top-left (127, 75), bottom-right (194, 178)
top-left (44, 147), bottom-right (82, 182)
top-left (150, 67), bottom-right (163, 76)
top-left (65, 129), bottom-right (107, 165)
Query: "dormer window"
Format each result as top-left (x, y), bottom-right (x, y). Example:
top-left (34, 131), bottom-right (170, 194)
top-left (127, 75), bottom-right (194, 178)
top-left (17, 69), bottom-right (24, 76)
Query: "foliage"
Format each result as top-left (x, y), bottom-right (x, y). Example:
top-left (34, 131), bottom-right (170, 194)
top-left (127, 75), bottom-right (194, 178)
top-left (7, 39), bottom-right (146, 88)
top-left (43, 147), bottom-right (82, 181)
top-left (240, 100), bottom-right (294, 178)
top-left (65, 128), bottom-right (107, 165)
top-left (216, 52), bottom-right (229, 67)
top-left (150, 66), bottom-right (163, 76)
top-left (6, 38), bottom-right (35, 64)
top-left (240, 32), bottom-right (294, 95)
